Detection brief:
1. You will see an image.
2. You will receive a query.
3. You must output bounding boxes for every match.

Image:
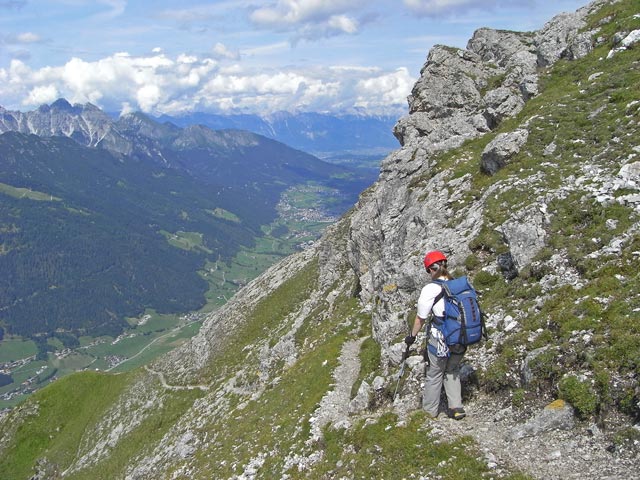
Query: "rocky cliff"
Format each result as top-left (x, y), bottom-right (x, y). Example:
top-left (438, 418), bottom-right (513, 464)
top-left (1, 1), bottom-right (639, 479)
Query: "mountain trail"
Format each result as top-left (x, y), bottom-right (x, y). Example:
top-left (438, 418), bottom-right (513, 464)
top-left (144, 365), bottom-right (209, 392)
top-left (428, 393), bottom-right (639, 480)
top-left (308, 336), bottom-right (369, 443)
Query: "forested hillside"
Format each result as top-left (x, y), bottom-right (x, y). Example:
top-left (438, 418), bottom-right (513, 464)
top-left (0, 109), bottom-right (374, 339)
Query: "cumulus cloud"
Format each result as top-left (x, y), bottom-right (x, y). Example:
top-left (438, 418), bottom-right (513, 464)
top-left (403, 0), bottom-right (532, 17)
top-left (0, 51), bottom-right (412, 116)
top-left (249, 0), bottom-right (367, 41)
top-left (355, 67), bottom-right (414, 109)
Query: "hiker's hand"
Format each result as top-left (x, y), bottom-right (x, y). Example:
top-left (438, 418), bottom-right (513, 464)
top-left (404, 335), bottom-right (416, 346)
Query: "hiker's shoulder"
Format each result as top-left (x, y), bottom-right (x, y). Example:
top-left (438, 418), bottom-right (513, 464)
top-left (421, 282), bottom-right (443, 296)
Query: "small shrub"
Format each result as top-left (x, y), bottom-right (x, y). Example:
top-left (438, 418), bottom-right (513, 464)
top-left (482, 358), bottom-right (516, 393)
top-left (464, 254), bottom-right (480, 271)
top-left (512, 388), bottom-right (526, 408)
top-left (528, 349), bottom-right (561, 386)
top-left (613, 427), bottom-right (640, 448)
top-left (474, 270), bottom-right (500, 288)
top-left (618, 389), bottom-right (639, 420)
top-left (558, 375), bottom-right (598, 419)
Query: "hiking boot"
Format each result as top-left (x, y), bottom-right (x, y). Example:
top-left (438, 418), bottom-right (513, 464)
top-left (448, 407), bottom-right (466, 420)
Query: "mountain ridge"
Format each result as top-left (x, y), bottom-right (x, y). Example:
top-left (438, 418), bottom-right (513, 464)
top-left (155, 110), bottom-right (399, 158)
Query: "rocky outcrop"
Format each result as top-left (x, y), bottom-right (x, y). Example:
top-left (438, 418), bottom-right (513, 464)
top-left (375, 5), bottom-right (609, 356)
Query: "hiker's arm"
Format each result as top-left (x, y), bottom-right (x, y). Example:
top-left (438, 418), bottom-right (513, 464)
top-left (410, 315), bottom-right (425, 337)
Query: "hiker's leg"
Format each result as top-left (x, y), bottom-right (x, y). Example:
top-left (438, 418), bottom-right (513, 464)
top-left (423, 349), bottom-right (445, 416)
top-left (442, 352), bottom-right (464, 410)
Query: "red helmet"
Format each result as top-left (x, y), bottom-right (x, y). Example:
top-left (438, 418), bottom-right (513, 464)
top-left (423, 250), bottom-right (447, 270)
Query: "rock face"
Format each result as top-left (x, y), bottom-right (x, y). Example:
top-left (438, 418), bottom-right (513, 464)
top-left (346, 0), bottom-right (619, 368)
top-left (480, 129), bottom-right (529, 175)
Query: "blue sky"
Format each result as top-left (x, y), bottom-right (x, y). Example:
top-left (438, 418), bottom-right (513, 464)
top-left (0, 0), bottom-right (589, 116)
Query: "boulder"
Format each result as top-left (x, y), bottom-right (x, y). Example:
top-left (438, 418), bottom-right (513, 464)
top-left (483, 87), bottom-right (526, 128)
top-left (508, 399), bottom-right (576, 440)
top-left (481, 129), bottom-right (529, 175)
top-left (501, 206), bottom-right (547, 270)
top-left (535, 12), bottom-right (587, 66)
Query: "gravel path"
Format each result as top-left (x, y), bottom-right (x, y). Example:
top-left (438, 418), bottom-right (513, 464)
top-left (431, 394), bottom-right (640, 480)
top-left (308, 337), bottom-right (368, 443)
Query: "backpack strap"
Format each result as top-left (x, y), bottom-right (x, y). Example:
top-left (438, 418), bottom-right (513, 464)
top-left (430, 280), bottom-right (446, 321)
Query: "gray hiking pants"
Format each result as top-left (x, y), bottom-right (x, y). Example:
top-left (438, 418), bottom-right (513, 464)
top-left (422, 345), bottom-right (464, 417)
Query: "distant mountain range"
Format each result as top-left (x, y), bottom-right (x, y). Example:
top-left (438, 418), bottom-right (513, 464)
top-left (0, 100), bottom-right (375, 339)
top-left (154, 110), bottom-right (400, 158)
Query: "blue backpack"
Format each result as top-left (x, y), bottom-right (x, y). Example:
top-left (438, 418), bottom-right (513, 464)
top-left (432, 276), bottom-right (486, 346)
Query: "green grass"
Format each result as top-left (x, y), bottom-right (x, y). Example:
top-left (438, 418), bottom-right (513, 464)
top-left (0, 371), bottom-right (133, 479)
top-left (0, 182), bottom-right (61, 202)
top-left (0, 337), bottom-right (37, 363)
top-left (0, 368), bottom-right (203, 480)
top-left (207, 207), bottom-right (240, 223)
top-left (203, 257), bottom-right (320, 381)
top-left (159, 230), bottom-right (213, 254)
top-left (306, 411), bottom-right (531, 479)
top-left (65, 388), bottom-right (203, 480)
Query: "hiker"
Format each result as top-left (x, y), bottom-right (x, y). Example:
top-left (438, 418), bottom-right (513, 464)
top-left (404, 250), bottom-right (467, 420)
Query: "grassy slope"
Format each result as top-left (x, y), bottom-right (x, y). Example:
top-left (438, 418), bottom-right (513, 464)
top-left (468, 2), bottom-right (640, 421)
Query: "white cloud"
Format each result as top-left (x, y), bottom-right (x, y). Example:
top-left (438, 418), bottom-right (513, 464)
top-left (15, 32), bottom-right (41, 43)
top-left (328, 15), bottom-right (359, 34)
top-left (403, 0), bottom-right (532, 17)
top-left (25, 84), bottom-right (59, 105)
top-left (355, 67), bottom-right (414, 109)
top-left (212, 42), bottom-right (240, 61)
top-left (249, 0), bottom-right (366, 41)
top-left (0, 50), bottom-right (413, 116)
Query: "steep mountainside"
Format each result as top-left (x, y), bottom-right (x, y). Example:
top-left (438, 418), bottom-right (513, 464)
top-left (0, 1), bottom-right (639, 479)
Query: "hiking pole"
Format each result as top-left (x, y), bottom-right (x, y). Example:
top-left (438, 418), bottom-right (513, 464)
top-left (392, 342), bottom-right (411, 401)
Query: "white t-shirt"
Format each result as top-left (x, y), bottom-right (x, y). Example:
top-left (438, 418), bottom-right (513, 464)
top-left (417, 282), bottom-right (445, 319)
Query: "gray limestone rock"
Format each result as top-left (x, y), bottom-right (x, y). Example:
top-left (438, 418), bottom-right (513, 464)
top-left (480, 129), bottom-right (529, 175)
top-left (508, 400), bottom-right (576, 440)
top-left (501, 206), bottom-right (547, 270)
top-left (349, 380), bottom-right (372, 414)
top-left (483, 87), bottom-right (526, 128)
top-left (408, 46), bottom-right (487, 117)
top-left (535, 12), bottom-right (588, 66)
